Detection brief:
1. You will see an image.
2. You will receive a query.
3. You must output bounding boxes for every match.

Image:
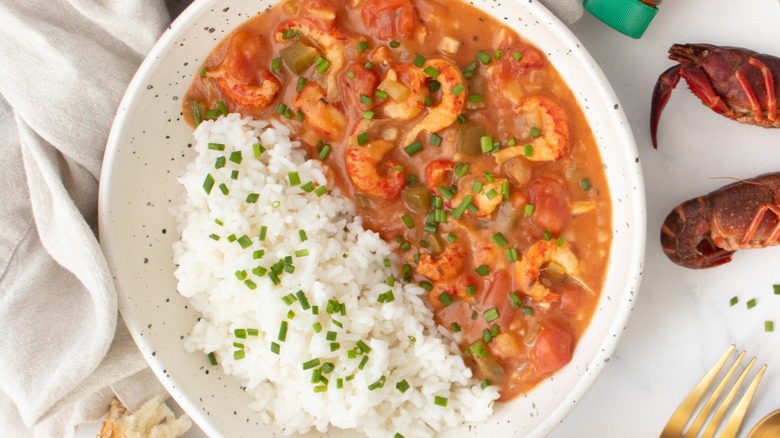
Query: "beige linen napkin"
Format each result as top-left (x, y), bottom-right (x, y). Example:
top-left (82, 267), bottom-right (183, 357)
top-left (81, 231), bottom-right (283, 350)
top-left (0, 1), bottom-right (170, 437)
top-left (0, 0), bottom-right (582, 437)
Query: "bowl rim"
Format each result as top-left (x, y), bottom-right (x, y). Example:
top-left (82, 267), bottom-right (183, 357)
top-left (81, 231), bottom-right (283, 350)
top-left (98, 0), bottom-right (646, 436)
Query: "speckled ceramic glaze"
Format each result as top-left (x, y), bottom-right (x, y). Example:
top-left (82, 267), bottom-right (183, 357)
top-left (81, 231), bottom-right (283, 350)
top-left (98, 0), bottom-right (646, 436)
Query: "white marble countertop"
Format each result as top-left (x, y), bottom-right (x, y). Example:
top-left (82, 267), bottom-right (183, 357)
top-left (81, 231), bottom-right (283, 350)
top-left (76, 0), bottom-right (780, 436)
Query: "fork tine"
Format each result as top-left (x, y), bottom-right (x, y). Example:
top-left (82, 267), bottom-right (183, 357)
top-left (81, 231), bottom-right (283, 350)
top-left (718, 362), bottom-right (767, 438)
top-left (700, 355), bottom-right (754, 438)
top-left (687, 350), bottom-right (745, 436)
top-left (661, 344), bottom-right (736, 437)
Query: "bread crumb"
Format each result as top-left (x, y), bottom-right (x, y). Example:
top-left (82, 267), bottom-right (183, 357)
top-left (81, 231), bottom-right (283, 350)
top-left (98, 396), bottom-right (191, 438)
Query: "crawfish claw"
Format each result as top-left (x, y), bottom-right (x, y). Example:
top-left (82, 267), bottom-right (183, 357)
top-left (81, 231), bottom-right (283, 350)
top-left (650, 64), bottom-right (681, 149)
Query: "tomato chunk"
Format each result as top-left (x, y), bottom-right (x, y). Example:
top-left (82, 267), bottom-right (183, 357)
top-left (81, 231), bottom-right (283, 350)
top-left (528, 176), bottom-right (570, 234)
top-left (338, 62), bottom-right (380, 113)
top-left (361, 0), bottom-right (416, 41)
top-left (531, 322), bottom-right (574, 375)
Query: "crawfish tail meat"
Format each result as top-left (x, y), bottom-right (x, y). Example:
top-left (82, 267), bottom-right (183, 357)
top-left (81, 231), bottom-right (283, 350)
top-left (661, 172), bottom-right (780, 269)
top-left (651, 43), bottom-right (780, 148)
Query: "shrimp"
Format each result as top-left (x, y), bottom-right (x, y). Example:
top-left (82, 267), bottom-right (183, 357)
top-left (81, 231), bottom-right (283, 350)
top-left (493, 95), bottom-right (570, 164)
top-left (381, 64), bottom-right (427, 120)
top-left (416, 243), bottom-right (466, 282)
top-left (424, 160), bottom-right (454, 193)
top-left (274, 19), bottom-right (350, 100)
top-left (292, 82), bottom-right (347, 141)
top-left (513, 240), bottom-right (580, 304)
top-left (486, 45), bottom-right (544, 105)
top-left (207, 31), bottom-right (281, 109)
top-left (345, 121), bottom-right (406, 200)
top-left (402, 59), bottom-right (466, 145)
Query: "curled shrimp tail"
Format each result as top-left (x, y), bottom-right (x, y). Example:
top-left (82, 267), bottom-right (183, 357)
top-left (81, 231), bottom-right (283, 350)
top-left (660, 196), bottom-right (735, 269)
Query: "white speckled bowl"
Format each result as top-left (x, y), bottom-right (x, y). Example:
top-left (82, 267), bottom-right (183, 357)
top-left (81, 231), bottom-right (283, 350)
top-left (98, 0), bottom-right (645, 436)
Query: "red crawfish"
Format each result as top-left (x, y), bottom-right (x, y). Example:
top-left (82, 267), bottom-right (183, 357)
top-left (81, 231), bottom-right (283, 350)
top-left (651, 43), bottom-right (780, 148)
top-left (660, 172), bottom-right (780, 269)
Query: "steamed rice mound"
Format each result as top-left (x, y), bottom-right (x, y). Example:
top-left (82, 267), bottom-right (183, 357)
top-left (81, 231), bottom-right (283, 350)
top-left (172, 114), bottom-right (499, 438)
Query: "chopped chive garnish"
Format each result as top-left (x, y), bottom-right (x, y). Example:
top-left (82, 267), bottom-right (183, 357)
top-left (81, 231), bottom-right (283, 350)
top-left (401, 214), bottom-right (414, 229)
top-left (465, 285), bottom-right (475, 296)
top-left (282, 293), bottom-right (297, 306)
top-left (259, 225), bottom-right (267, 241)
top-left (502, 180), bottom-right (509, 199)
top-left (429, 80), bottom-right (441, 93)
top-left (364, 61), bottom-right (373, 69)
top-left (484, 307), bottom-right (499, 322)
top-left (227, 234), bottom-right (237, 242)
top-left (530, 127), bottom-right (541, 138)
top-left (326, 331), bottom-right (337, 341)
top-left (492, 233), bottom-right (508, 247)
top-left (484, 171), bottom-right (494, 183)
top-left (218, 183), bottom-right (229, 195)
top-left (208, 233), bottom-right (220, 241)
top-left (404, 141), bottom-right (423, 156)
top-left (557, 237), bottom-right (564, 246)
top-left (524, 143), bottom-right (533, 157)
top-left (252, 266), bottom-right (267, 276)
top-left (454, 163), bottom-right (470, 177)
top-left (357, 40), bottom-right (368, 51)
top-left (423, 66), bottom-right (440, 77)
top-left (509, 292), bottom-right (522, 308)
top-left (543, 230), bottom-right (552, 241)
top-left (237, 235), bottom-right (252, 249)
top-left (332, 318), bottom-right (343, 328)
top-left (413, 53), bottom-right (425, 68)
top-left (774, 285), bottom-right (780, 294)
top-left (390, 40), bottom-right (400, 48)
top-left (396, 379), bottom-right (410, 393)
top-left (288, 172), bottom-right (301, 186)
top-left (207, 352), bottom-right (218, 365)
top-left (524, 203), bottom-right (535, 216)
top-left (475, 265), bottom-right (490, 276)
top-left (451, 83), bottom-right (465, 96)
top-left (302, 358), bottom-right (321, 370)
top-left (358, 355), bottom-right (369, 370)
top-left (297, 77), bottom-right (307, 91)
top-left (477, 51), bottom-right (492, 65)
top-left (301, 181), bottom-right (316, 192)
top-left (247, 328), bottom-right (258, 336)
top-left (438, 185), bottom-right (455, 200)
top-left (430, 133), bottom-right (442, 147)
top-left (580, 178), bottom-right (591, 190)
top-left (447, 232), bottom-right (457, 242)
top-left (469, 94), bottom-right (483, 103)
top-left (357, 131), bottom-right (369, 145)
top-left (233, 350), bottom-right (245, 360)
top-left (278, 321), bottom-right (288, 341)
top-left (480, 135), bottom-right (493, 153)
top-left (747, 298), bottom-right (757, 309)
top-left (368, 376), bottom-right (386, 390)
top-left (246, 193), bottom-right (260, 203)
top-left (730, 296), bottom-right (739, 306)
top-left (295, 249), bottom-right (310, 257)
top-left (356, 340), bottom-right (372, 354)
top-left (208, 142), bottom-right (225, 151)
top-left (434, 396), bottom-right (448, 407)
top-left (363, 110), bottom-right (375, 120)
top-left (374, 89), bottom-right (388, 99)
top-left (253, 143), bottom-right (266, 158)
top-left (312, 322), bottom-right (322, 333)
top-left (456, 114), bottom-right (467, 124)
top-left (217, 100), bottom-right (228, 116)
top-left (513, 51), bottom-right (523, 61)
top-left (506, 248), bottom-right (519, 262)
top-left (315, 185), bottom-right (328, 197)
top-left (522, 306), bottom-right (534, 315)
top-left (214, 156), bottom-right (226, 169)
top-left (766, 321), bottom-right (774, 332)
top-left (203, 174), bottom-right (215, 194)
top-left (235, 269), bottom-right (247, 280)
top-left (359, 94), bottom-right (372, 105)
top-left (419, 281), bottom-right (433, 291)
top-left (485, 188), bottom-right (497, 199)
top-left (438, 292), bottom-right (453, 306)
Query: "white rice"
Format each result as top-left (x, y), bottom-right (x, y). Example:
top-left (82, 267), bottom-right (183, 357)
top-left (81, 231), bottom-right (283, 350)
top-left (172, 114), bottom-right (499, 438)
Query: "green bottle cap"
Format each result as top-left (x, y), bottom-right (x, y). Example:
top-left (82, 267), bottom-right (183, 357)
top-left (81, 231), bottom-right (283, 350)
top-left (584, 0), bottom-right (658, 39)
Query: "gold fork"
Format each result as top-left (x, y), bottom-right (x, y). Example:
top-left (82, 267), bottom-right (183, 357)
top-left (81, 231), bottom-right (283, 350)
top-left (660, 345), bottom-right (767, 438)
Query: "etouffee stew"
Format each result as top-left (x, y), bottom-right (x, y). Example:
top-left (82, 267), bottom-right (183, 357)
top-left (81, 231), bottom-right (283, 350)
top-left (184, 0), bottom-right (612, 400)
